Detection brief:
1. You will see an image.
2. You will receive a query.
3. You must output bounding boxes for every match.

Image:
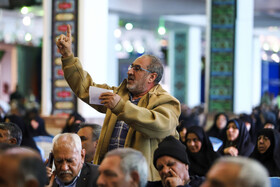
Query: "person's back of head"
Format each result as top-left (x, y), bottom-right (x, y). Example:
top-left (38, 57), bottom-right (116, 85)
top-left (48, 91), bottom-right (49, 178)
top-left (18, 156), bottom-right (47, 187)
top-left (0, 122), bottom-right (22, 145)
top-left (214, 156), bottom-right (270, 187)
top-left (103, 148), bottom-right (148, 187)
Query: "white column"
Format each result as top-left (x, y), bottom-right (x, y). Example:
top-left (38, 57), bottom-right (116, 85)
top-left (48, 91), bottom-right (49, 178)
top-left (78, 0), bottom-right (109, 119)
top-left (107, 14), bottom-right (119, 86)
top-left (186, 26), bottom-right (201, 108)
top-left (252, 36), bottom-right (262, 107)
top-left (41, 0), bottom-right (52, 115)
top-left (233, 0), bottom-right (254, 114)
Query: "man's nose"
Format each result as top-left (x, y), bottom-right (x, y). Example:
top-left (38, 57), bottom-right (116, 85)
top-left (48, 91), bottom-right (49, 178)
top-left (97, 174), bottom-right (105, 186)
top-left (61, 162), bottom-right (69, 170)
top-left (161, 166), bottom-right (170, 174)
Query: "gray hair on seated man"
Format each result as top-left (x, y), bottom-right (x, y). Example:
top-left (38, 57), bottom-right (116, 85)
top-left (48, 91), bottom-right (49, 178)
top-left (98, 148), bottom-right (148, 187)
top-left (52, 132), bottom-right (82, 151)
top-left (201, 156), bottom-right (270, 187)
top-left (0, 122), bottom-right (22, 145)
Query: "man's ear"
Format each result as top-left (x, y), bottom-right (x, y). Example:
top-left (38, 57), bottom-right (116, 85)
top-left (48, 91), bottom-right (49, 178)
top-left (94, 140), bottom-right (98, 148)
top-left (130, 171), bottom-right (140, 186)
top-left (81, 149), bottom-right (86, 163)
top-left (185, 164), bottom-right (189, 171)
top-left (9, 137), bottom-right (17, 145)
top-left (148, 73), bottom-right (158, 84)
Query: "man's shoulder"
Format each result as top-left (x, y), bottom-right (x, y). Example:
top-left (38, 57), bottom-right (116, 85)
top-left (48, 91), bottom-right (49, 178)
top-left (82, 162), bottom-right (99, 173)
top-left (189, 175), bottom-right (205, 187)
top-left (77, 163), bottom-right (99, 187)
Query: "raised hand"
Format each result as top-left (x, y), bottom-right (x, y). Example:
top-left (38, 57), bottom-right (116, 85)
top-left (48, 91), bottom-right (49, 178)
top-left (56, 24), bottom-right (72, 58)
top-left (165, 168), bottom-right (185, 187)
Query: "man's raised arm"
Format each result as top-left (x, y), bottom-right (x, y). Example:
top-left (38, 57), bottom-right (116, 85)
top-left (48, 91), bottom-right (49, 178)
top-left (56, 24), bottom-right (73, 58)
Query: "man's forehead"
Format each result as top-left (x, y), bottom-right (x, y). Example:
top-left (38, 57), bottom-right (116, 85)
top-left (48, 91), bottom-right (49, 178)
top-left (133, 56), bottom-right (150, 65)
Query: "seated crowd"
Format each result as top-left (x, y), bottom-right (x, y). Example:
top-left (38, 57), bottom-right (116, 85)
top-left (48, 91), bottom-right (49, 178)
top-left (0, 100), bottom-right (279, 187)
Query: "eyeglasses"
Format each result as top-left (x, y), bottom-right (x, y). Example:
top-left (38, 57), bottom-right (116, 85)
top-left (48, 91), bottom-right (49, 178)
top-left (128, 64), bottom-right (151, 73)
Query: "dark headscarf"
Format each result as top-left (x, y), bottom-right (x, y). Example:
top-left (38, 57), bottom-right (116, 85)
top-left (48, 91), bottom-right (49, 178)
top-left (218, 118), bottom-right (254, 156)
top-left (250, 129), bottom-right (280, 177)
top-left (239, 113), bottom-right (257, 144)
top-left (186, 126), bottom-right (220, 176)
top-left (206, 113), bottom-right (228, 141)
top-left (62, 111), bottom-right (85, 133)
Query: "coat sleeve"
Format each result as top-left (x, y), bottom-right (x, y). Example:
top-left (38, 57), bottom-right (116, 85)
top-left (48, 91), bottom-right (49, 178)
top-left (111, 92), bottom-right (181, 138)
top-left (61, 54), bottom-right (113, 113)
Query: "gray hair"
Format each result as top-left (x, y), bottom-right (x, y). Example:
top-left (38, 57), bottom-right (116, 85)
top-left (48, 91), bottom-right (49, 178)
top-left (0, 122), bottom-right (22, 145)
top-left (143, 54), bottom-right (164, 84)
top-left (52, 133), bottom-right (82, 152)
top-left (216, 156), bottom-right (270, 187)
top-left (79, 123), bottom-right (102, 141)
top-left (105, 148), bottom-right (148, 187)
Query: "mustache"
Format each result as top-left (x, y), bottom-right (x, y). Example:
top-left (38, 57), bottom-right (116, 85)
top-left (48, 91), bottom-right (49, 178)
top-left (59, 171), bottom-right (72, 175)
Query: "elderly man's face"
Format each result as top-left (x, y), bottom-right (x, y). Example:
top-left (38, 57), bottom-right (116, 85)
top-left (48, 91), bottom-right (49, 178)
top-left (201, 162), bottom-right (241, 187)
top-left (97, 155), bottom-right (133, 187)
top-left (53, 145), bottom-right (84, 184)
top-left (0, 129), bottom-right (11, 144)
top-left (126, 56), bottom-right (153, 95)
top-left (156, 156), bottom-right (189, 187)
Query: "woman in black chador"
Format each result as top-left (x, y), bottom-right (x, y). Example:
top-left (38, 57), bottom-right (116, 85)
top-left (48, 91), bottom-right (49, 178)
top-left (207, 112), bottom-right (228, 142)
top-left (250, 129), bottom-right (280, 177)
top-left (185, 126), bottom-right (220, 176)
top-left (218, 118), bottom-right (254, 156)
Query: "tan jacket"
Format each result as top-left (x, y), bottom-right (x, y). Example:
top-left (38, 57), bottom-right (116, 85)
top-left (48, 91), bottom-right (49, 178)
top-left (62, 55), bottom-right (181, 181)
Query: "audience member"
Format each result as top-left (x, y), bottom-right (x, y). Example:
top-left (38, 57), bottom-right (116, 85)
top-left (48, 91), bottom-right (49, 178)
top-left (239, 113), bottom-right (257, 143)
top-left (97, 148), bottom-right (148, 187)
top-left (218, 118), bottom-right (254, 156)
top-left (177, 117), bottom-right (197, 144)
top-left (77, 123), bottom-right (102, 163)
top-left (0, 146), bottom-right (47, 187)
top-left (201, 156), bottom-right (270, 187)
top-left (47, 133), bottom-right (99, 187)
top-left (0, 122), bottom-right (22, 145)
top-left (56, 25), bottom-right (180, 182)
top-left (250, 128), bottom-right (280, 177)
top-left (62, 111), bottom-right (85, 133)
top-left (24, 107), bottom-right (50, 137)
top-left (152, 136), bottom-right (204, 187)
top-left (263, 120), bottom-right (278, 130)
top-left (206, 113), bottom-right (228, 142)
top-left (5, 108), bottom-right (40, 151)
top-left (185, 126), bottom-right (220, 176)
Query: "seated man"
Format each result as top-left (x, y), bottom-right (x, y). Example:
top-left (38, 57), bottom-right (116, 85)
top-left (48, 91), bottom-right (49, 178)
top-left (0, 146), bottom-right (47, 187)
top-left (201, 156), bottom-right (270, 187)
top-left (97, 148), bottom-right (148, 187)
top-left (77, 123), bottom-right (102, 163)
top-left (152, 136), bottom-right (204, 187)
top-left (0, 122), bottom-right (22, 145)
top-left (47, 133), bottom-right (99, 187)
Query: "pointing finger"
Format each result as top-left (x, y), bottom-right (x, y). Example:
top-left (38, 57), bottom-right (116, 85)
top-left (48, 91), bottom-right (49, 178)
top-left (67, 24), bottom-right (72, 41)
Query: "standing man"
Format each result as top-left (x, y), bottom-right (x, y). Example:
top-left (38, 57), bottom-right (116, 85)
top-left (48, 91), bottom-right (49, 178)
top-left (56, 25), bottom-right (180, 182)
top-left (77, 123), bottom-right (102, 163)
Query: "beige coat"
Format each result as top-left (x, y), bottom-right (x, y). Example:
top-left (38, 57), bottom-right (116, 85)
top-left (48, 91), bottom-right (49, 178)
top-left (62, 55), bottom-right (181, 181)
